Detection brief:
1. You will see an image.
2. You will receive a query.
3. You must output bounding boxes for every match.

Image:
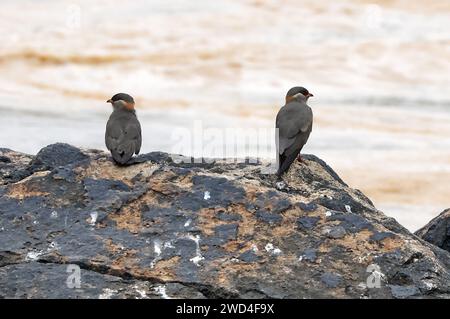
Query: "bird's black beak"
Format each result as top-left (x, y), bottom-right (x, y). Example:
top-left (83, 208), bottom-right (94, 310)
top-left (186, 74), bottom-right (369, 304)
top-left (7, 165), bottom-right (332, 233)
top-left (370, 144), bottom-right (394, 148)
top-left (308, 93), bottom-right (314, 98)
top-left (106, 99), bottom-right (112, 103)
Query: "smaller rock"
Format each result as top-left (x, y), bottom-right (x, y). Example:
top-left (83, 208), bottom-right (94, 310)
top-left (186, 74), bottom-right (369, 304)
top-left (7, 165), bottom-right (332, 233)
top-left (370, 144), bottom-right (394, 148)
top-left (297, 216), bottom-right (320, 230)
top-left (320, 272), bottom-right (342, 288)
top-left (297, 202), bottom-right (317, 212)
top-left (256, 210), bottom-right (282, 224)
top-left (268, 196), bottom-right (291, 213)
top-left (415, 209), bottom-right (450, 253)
top-left (211, 224), bottom-right (238, 245)
top-left (0, 155), bottom-right (11, 163)
top-left (52, 166), bottom-right (77, 183)
top-left (370, 231), bottom-right (395, 242)
top-left (327, 213), bottom-right (373, 233)
top-left (327, 226), bottom-right (347, 239)
top-left (298, 249), bottom-right (317, 262)
top-left (217, 212), bottom-right (242, 222)
top-left (131, 151), bottom-right (172, 164)
top-left (30, 143), bottom-right (89, 170)
top-left (239, 250), bottom-right (260, 263)
top-left (389, 285), bottom-right (419, 299)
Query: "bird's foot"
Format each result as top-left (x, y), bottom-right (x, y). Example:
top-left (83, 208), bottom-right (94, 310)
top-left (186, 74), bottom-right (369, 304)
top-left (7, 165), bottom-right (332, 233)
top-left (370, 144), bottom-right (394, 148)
top-left (297, 155), bottom-right (302, 163)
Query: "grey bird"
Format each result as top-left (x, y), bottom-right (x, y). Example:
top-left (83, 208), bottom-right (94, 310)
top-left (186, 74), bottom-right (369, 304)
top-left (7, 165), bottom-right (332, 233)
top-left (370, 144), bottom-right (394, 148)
top-left (105, 93), bottom-right (142, 165)
top-left (276, 86), bottom-right (314, 176)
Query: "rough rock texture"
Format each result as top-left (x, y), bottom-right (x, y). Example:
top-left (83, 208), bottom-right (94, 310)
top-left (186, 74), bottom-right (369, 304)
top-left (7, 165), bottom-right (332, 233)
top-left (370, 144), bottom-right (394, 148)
top-left (416, 209), bottom-right (450, 253)
top-left (0, 144), bottom-right (450, 299)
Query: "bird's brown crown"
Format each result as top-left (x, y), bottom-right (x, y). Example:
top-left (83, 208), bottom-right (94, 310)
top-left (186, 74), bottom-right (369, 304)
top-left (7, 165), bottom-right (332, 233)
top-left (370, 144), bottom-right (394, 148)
top-left (107, 93), bottom-right (135, 111)
top-left (285, 86), bottom-right (313, 103)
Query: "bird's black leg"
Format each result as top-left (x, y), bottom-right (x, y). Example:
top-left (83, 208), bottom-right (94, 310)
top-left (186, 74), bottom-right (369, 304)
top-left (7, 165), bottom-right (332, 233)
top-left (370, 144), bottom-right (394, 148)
top-left (297, 154), bottom-right (302, 162)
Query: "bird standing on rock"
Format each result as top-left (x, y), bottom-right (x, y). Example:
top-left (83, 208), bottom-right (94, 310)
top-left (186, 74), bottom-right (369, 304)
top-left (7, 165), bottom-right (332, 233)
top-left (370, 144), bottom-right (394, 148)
top-left (276, 87), bottom-right (314, 177)
top-left (105, 93), bottom-right (142, 165)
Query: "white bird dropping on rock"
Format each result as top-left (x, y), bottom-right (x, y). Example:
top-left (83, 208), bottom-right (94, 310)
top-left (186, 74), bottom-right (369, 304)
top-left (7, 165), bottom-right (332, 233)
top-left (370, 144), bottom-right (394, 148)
top-left (89, 211), bottom-right (98, 226)
top-left (187, 234), bottom-right (204, 266)
top-left (265, 243), bottom-right (282, 255)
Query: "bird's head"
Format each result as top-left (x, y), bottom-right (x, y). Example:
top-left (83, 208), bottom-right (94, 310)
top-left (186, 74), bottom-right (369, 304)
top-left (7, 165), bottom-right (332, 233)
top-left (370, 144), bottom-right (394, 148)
top-left (285, 87), bottom-right (314, 103)
top-left (107, 93), bottom-right (135, 111)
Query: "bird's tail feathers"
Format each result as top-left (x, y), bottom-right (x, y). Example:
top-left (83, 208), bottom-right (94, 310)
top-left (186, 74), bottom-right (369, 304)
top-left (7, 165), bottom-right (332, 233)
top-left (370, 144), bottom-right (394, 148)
top-left (277, 152), bottom-right (297, 177)
top-left (277, 153), bottom-right (286, 177)
top-left (111, 141), bottom-right (134, 165)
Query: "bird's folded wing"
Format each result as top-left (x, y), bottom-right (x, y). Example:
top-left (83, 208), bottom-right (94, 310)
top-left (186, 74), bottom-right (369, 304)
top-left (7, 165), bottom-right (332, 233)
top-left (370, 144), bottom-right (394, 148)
top-left (276, 104), bottom-right (312, 154)
top-left (105, 121), bottom-right (122, 151)
top-left (125, 121), bottom-right (142, 155)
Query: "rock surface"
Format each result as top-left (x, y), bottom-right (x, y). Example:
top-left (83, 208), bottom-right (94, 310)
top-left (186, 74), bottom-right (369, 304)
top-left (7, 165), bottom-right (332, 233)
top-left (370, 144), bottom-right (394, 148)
top-left (0, 143), bottom-right (450, 299)
top-left (416, 209), bottom-right (450, 253)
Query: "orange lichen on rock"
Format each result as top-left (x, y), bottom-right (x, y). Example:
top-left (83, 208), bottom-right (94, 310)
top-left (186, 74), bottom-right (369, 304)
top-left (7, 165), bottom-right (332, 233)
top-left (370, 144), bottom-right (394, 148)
top-left (7, 172), bottom-right (50, 200)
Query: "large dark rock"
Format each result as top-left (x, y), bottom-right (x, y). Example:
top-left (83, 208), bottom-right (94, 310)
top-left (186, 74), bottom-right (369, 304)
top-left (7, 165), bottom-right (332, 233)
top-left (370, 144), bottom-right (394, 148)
top-left (416, 209), bottom-right (450, 253)
top-left (30, 142), bottom-right (90, 170)
top-left (0, 148), bottom-right (34, 185)
top-left (0, 143), bottom-right (449, 299)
